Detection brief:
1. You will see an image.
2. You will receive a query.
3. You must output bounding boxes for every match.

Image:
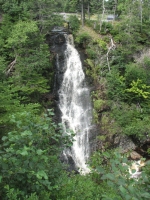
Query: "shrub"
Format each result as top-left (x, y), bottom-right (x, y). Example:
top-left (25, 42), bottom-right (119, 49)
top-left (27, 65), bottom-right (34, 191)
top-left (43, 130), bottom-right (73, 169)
top-left (75, 32), bottom-right (91, 45)
top-left (68, 15), bottom-right (80, 35)
top-left (0, 110), bottom-right (74, 199)
top-left (86, 48), bottom-right (96, 59)
top-left (106, 69), bottom-right (126, 101)
top-left (125, 63), bottom-right (148, 87)
top-left (90, 150), bottom-right (150, 200)
top-left (94, 99), bottom-right (105, 111)
top-left (101, 22), bottom-right (113, 35)
top-left (95, 38), bottom-right (107, 51)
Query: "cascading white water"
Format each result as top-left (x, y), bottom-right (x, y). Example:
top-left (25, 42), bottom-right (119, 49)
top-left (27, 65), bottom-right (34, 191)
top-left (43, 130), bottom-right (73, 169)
top-left (58, 36), bottom-right (92, 174)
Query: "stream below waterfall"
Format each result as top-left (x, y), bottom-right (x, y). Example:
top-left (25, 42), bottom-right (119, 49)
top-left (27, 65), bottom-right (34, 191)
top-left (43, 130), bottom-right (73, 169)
top-left (56, 35), bottom-right (93, 174)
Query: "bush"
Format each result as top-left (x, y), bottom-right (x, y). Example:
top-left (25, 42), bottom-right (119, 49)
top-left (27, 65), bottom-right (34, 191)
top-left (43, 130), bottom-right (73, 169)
top-left (90, 150), bottom-right (150, 200)
top-left (106, 69), bottom-right (126, 101)
top-left (75, 32), bottom-right (91, 46)
top-left (125, 63), bottom-right (148, 87)
top-left (101, 22), bottom-right (113, 34)
top-left (86, 48), bottom-right (96, 59)
top-left (94, 99), bottom-right (105, 111)
top-left (0, 111), bottom-right (74, 199)
top-left (56, 173), bottom-right (102, 200)
top-left (95, 38), bottom-right (107, 51)
top-left (111, 102), bottom-right (150, 138)
top-left (68, 15), bottom-right (80, 35)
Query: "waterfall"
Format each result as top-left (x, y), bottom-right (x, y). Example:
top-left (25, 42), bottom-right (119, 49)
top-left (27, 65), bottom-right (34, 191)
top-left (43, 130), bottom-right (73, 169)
top-left (58, 35), bottom-right (92, 174)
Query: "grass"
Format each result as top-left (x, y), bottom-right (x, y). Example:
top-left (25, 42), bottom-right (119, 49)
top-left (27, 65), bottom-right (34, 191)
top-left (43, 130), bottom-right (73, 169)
top-left (78, 25), bottom-right (101, 41)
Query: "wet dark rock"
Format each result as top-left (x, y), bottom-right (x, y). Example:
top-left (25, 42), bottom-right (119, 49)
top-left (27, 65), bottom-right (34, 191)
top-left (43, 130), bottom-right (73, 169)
top-left (89, 125), bottom-right (99, 153)
top-left (60, 151), bottom-right (79, 173)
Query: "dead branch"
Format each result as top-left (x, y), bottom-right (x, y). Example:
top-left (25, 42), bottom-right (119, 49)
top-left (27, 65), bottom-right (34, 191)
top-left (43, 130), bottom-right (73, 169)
top-left (5, 57), bottom-right (17, 75)
top-left (106, 37), bottom-right (116, 71)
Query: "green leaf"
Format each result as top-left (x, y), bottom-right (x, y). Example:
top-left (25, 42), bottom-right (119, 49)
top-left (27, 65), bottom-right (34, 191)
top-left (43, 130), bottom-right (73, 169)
top-left (119, 185), bottom-right (127, 195)
top-left (96, 166), bottom-right (105, 174)
top-left (102, 173), bottom-right (115, 181)
top-left (20, 150), bottom-right (28, 156)
top-left (21, 130), bottom-right (32, 137)
top-left (141, 192), bottom-right (150, 198)
top-left (2, 136), bottom-right (8, 141)
top-left (36, 149), bottom-right (44, 155)
top-left (36, 171), bottom-right (48, 180)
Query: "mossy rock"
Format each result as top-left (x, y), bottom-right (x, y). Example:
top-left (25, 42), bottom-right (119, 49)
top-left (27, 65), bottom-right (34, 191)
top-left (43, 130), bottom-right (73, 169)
top-left (94, 99), bottom-right (105, 111)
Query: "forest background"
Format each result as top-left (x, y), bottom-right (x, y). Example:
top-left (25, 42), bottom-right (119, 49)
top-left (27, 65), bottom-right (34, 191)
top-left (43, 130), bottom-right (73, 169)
top-left (0, 0), bottom-right (150, 199)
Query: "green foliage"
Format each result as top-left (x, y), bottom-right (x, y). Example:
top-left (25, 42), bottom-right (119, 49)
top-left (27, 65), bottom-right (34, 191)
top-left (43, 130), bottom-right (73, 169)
top-left (6, 20), bottom-right (38, 47)
top-left (75, 32), bottom-right (91, 45)
top-left (68, 15), bottom-right (80, 35)
top-left (85, 59), bottom-right (101, 83)
top-left (95, 38), bottom-right (107, 51)
top-left (0, 111), bottom-right (74, 199)
top-left (101, 22), bottom-right (113, 35)
top-left (63, 0), bottom-right (78, 13)
top-left (110, 102), bottom-right (150, 138)
top-left (4, 185), bottom-right (51, 200)
top-left (0, 50), bottom-right (50, 129)
top-left (0, 1), bottom-right (150, 199)
top-left (107, 70), bottom-right (126, 101)
top-left (0, 0), bottom-right (64, 33)
top-left (56, 173), bottom-right (101, 200)
top-left (125, 63), bottom-right (148, 87)
top-left (90, 150), bottom-right (150, 200)
top-left (126, 79), bottom-right (150, 101)
top-left (0, 0), bottom-right (31, 20)
top-left (94, 99), bottom-right (105, 111)
top-left (86, 48), bottom-right (96, 59)
top-left (143, 56), bottom-right (150, 70)
top-left (0, 13), bottom-right (52, 135)
top-left (85, 19), bottom-right (95, 27)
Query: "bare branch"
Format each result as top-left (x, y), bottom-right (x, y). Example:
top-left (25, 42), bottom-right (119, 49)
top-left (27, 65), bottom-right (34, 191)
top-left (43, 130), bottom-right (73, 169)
top-left (4, 57), bottom-right (17, 75)
top-left (106, 37), bottom-right (116, 71)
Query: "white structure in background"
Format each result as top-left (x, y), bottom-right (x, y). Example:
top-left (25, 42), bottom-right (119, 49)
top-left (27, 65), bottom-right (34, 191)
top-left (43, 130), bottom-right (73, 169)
top-left (58, 13), bottom-right (79, 21)
top-left (107, 14), bottom-right (116, 21)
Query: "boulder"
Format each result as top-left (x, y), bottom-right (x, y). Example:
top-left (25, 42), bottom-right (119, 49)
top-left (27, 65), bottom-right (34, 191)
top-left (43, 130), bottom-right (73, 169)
top-left (130, 151), bottom-right (142, 160)
top-left (113, 134), bottom-right (136, 153)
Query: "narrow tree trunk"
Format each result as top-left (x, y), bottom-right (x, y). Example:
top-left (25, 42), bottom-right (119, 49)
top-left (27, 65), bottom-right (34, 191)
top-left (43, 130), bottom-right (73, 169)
top-left (87, 0), bottom-right (90, 20)
top-left (114, 0), bottom-right (117, 17)
top-left (81, 0), bottom-right (84, 27)
top-left (139, 0), bottom-right (142, 32)
top-left (100, 0), bottom-right (105, 32)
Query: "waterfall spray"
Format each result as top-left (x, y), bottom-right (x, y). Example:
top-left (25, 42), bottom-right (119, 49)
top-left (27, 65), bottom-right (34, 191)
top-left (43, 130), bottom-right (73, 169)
top-left (57, 35), bottom-right (93, 174)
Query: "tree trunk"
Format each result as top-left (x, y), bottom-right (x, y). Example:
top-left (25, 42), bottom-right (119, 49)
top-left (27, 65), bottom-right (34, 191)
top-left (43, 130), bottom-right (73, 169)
top-left (139, 0), bottom-right (142, 31)
top-left (87, 0), bottom-right (90, 20)
top-left (81, 0), bottom-right (84, 27)
top-left (114, 0), bottom-right (117, 17)
top-left (100, 0), bottom-right (105, 32)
